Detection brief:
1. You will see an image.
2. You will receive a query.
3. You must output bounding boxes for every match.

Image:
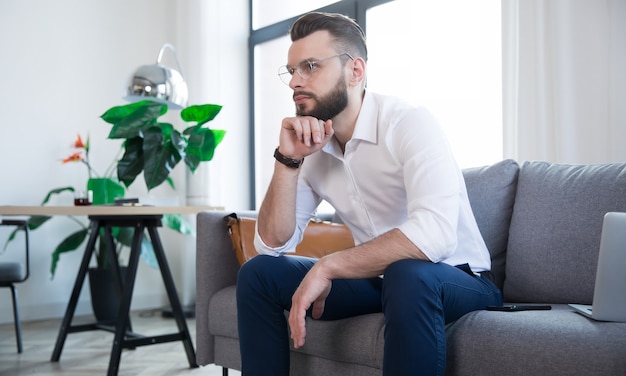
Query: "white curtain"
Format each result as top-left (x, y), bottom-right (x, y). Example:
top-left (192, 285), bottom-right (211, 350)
top-left (503, 0), bottom-right (626, 164)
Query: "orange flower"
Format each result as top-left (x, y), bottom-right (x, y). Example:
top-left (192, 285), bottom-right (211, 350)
top-left (63, 133), bottom-right (96, 178)
top-left (73, 134), bottom-right (87, 149)
top-left (62, 152), bottom-right (84, 164)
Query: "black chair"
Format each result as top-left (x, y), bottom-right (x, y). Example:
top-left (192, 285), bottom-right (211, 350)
top-left (0, 219), bottom-right (30, 353)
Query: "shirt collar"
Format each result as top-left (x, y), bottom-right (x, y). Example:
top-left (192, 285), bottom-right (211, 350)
top-left (352, 91), bottom-right (378, 144)
top-left (322, 91), bottom-right (377, 156)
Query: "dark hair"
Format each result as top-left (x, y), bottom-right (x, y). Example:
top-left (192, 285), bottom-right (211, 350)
top-left (290, 12), bottom-right (368, 62)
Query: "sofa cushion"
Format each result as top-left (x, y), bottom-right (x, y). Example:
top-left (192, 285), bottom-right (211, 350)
top-left (504, 161), bottom-right (626, 303)
top-left (462, 159), bottom-right (519, 290)
top-left (446, 305), bottom-right (626, 375)
top-left (208, 285), bottom-right (386, 371)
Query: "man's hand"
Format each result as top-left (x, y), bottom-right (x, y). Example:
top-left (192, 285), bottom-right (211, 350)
top-left (279, 116), bottom-right (334, 159)
top-left (288, 263), bottom-right (332, 349)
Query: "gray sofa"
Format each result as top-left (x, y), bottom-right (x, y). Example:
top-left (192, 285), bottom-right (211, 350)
top-left (195, 159), bottom-right (626, 375)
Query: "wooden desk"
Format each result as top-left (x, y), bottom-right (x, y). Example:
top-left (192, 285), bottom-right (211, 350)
top-left (0, 205), bottom-right (218, 216)
top-left (0, 205), bottom-right (218, 376)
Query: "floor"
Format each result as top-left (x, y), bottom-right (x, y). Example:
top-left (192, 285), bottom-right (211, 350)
top-left (0, 309), bottom-right (241, 376)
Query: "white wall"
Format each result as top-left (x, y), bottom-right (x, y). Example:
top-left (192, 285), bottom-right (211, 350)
top-left (0, 0), bottom-right (249, 324)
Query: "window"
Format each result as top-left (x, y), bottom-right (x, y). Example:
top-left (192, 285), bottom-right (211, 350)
top-left (250, 0), bottom-right (502, 208)
top-left (252, 0), bottom-right (337, 29)
top-left (366, 0), bottom-right (502, 169)
top-left (253, 36), bottom-right (293, 206)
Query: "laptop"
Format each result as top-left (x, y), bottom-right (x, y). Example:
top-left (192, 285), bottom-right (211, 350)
top-left (569, 212), bottom-right (626, 322)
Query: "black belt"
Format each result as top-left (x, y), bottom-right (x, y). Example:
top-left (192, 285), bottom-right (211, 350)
top-left (479, 270), bottom-right (495, 284)
top-left (456, 263), bottom-right (495, 284)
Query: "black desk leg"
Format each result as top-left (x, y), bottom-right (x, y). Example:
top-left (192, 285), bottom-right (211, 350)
top-left (147, 225), bottom-right (198, 368)
top-left (106, 222), bottom-right (144, 376)
top-left (51, 220), bottom-right (100, 362)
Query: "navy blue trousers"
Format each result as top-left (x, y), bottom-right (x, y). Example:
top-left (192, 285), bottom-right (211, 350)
top-left (236, 255), bottom-right (502, 375)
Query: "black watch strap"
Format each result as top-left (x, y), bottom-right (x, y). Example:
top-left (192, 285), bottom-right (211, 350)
top-left (274, 147), bottom-right (304, 169)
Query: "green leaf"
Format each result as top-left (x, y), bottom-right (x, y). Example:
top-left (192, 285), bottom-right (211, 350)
top-left (28, 215), bottom-right (52, 231)
top-left (140, 238), bottom-right (159, 269)
top-left (162, 214), bottom-right (195, 236)
top-left (184, 128), bottom-right (226, 172)
top-left (165, 176), bottom-right (175, 190)
top-left (104, 101), bottom-right (167, 139)
top-left (113, 227), bottom-right (134, 248)
top-left (212, 129), bottom-right (226, 148)
top-left (2, 222), bottom-right (35, 252)
top-left (101, 100), bottom-right (166, 123)
top-left (95, 230), bottom-right (117, 269)
top-left (117, 137), bottom-right (144, 187)
top-left (111, 227), bottom-right (157, 269)
top-left (2, 228), bottom-right (21, 252)
top-left (3, 215), bottom-right (52, 251)
top-left (3, 208), bottom-right (57, 252)
top-left (142, 127), bottom-right (182, 190)
top-left (169, 128), bottom-right (187, 158)
top-left (1, 217), bottom-right (50, 253)
top-left (41, 187), bottom-right (74, 205)
top-left (180, 104), bottom-right (222, 127)
top-left (157, 122), bottom-right (174, 138)
top-left (50, 229), bottom-right (89, 278)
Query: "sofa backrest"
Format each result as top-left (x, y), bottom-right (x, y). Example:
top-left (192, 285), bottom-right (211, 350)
top-left (503, 161), bottom-right (626, 304)
top-left (462, 159), bottom-right (520, 290)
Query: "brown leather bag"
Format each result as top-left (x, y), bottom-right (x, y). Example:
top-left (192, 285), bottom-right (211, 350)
top-left (224, 213), bottom-right (355, 265)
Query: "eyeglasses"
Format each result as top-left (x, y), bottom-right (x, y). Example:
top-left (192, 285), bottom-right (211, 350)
top-left (277, 53), bottom-right (354, 85)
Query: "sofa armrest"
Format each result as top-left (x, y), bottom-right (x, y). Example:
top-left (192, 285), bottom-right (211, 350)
top-left (195, 209), bottom-right (335, 365)
top-left (195, 210), bottom-right (256, 365)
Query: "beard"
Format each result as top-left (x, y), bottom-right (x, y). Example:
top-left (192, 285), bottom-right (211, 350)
top-left (295, 77), bottom-right (348, 121)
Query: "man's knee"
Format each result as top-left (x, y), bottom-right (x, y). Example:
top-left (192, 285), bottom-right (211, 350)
top-left (237, 255), bottom-right (315, 299)
top-left (237, 255), bottom-right (296, 294)
top-left (238, 254), bottom-right (275, 280)
top-left (384, 259), bottom-right (442, 287)
top-left (382, 259), bottom-right (448, 306)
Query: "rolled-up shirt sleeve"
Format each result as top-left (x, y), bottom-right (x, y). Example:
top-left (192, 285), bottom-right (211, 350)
top-left (253, 188), bottom-right (321, 257)
top-left (253, 226), bottom-right (297, 256)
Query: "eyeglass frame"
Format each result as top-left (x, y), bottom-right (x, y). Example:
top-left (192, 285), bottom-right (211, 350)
top-left (278, 53), bottom-right (354, 85)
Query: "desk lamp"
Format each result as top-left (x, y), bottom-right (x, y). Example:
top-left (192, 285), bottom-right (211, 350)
top-left (124, 43), bottom-right (188, 109)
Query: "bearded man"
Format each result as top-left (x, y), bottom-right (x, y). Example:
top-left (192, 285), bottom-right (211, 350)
top-left (236, 11), bottom-right (502, 376)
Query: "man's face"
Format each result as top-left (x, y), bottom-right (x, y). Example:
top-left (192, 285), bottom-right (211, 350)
top-left (287, 31), bottom-right (350, 121)
top-left (295, 75), bottom-right (348, 121)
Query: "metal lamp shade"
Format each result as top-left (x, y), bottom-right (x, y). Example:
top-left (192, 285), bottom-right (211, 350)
top-left (125, 63), bottom-right (188, 109)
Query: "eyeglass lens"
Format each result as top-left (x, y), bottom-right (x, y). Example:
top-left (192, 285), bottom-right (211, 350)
top-left (277, 53), bottom-right (353, 85)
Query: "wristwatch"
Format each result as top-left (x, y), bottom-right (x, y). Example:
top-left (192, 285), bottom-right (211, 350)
top-left (274, 147), bottom-right (304, 169)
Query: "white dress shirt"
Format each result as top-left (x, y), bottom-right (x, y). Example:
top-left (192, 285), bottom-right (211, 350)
top-left (255, 91), bottom-right (491, 273)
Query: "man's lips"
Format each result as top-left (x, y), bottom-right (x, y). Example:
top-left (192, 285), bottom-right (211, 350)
top-left (293, 93), bottom-right (313, 105)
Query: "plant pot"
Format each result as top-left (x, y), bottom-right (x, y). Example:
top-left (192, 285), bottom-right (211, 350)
top-left (87, 178), bottom-right (125, 205)
top-left (88, 267), bottom-right (126, 322)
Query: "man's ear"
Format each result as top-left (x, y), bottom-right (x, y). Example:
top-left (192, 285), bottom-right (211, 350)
top-left (348, 57), bottom-right (366, 87)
